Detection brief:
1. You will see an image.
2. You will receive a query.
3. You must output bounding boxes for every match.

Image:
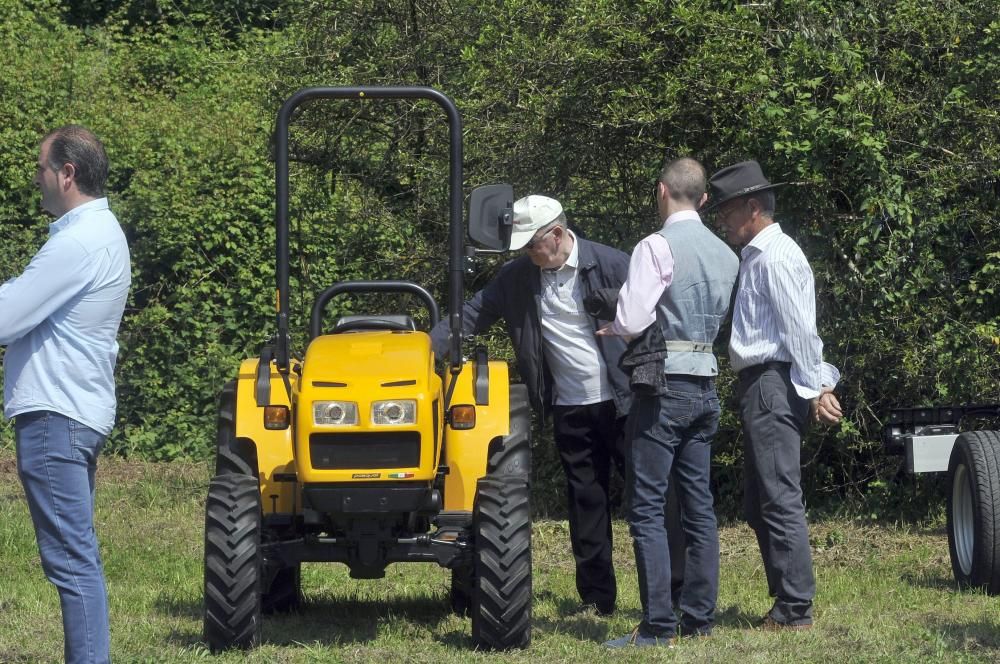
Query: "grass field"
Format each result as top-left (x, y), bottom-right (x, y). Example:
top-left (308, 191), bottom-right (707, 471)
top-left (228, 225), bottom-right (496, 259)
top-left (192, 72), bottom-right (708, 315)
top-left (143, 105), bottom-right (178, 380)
top-left (0, 450), bottom-right (997, 663)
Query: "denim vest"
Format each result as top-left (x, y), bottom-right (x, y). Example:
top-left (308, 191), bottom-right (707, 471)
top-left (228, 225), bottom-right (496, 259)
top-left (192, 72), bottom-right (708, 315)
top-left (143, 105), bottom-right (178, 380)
top-left (655, 219), bottom-right (739, 376)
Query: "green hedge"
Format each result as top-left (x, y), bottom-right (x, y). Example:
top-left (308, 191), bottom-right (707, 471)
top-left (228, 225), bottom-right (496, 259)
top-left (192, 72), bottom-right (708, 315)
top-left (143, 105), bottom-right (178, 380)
top-left (0, 0), bottom-right (997, 518)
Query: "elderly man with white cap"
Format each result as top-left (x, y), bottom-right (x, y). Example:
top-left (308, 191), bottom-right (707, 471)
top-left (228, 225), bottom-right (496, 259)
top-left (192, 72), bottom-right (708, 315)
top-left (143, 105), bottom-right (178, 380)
top-left (432, 194), bottom-right (631, 616)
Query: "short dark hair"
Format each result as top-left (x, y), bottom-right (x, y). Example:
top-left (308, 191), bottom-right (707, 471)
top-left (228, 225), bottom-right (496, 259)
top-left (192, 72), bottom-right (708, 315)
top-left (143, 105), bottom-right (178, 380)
top-left (43, 125), bottom-right (109, 197)
top-left (658, 157), bottom-right (706, 205)
top-left (746, 190), bottom-right (776, 216)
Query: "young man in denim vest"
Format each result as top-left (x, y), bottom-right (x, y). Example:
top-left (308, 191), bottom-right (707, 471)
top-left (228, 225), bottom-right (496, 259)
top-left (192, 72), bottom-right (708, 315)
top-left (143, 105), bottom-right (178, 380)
top-left (2, 126), bottom-right (131, 664)
top-left (598, 157), bottom-right (738, 648)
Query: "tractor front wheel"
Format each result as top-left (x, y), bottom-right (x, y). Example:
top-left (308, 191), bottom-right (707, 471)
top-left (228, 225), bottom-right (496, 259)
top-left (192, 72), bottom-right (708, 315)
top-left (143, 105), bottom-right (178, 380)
top-left (471, 477), bottom-right (531, 650)
top-left (204, 473), bottom-right (263, 651)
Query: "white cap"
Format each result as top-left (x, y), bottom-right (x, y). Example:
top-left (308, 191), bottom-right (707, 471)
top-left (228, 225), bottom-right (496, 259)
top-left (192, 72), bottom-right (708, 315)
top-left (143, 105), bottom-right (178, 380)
top-left (508, 195), bottom-right (564, 250)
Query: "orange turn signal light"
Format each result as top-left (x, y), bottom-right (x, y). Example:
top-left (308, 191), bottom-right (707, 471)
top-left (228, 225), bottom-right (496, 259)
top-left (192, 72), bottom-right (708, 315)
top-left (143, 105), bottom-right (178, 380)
top-left (263, 405), bottom-right (290, 430)
top-left (449, 405), bottom-right (476, 430)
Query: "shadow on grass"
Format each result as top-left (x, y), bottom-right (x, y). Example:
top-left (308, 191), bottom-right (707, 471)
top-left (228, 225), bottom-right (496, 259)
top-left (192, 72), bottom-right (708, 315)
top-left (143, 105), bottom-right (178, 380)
top-left (898, 571), bottom-right (959, 592)
top-left (529, 589), bottom-right (623, 643)
top-left (713, 604), bottom-right (762, 630)
top-left (157, 587), bottom-right (818, 651)
top-left (0, 649), bottom-right (49, 664)
top-left (154, 594), bottom-right (202, 620)
top-left (534, 589), bottom-right (622, 619)
top-left (530, 616), bottom-right (613, 644)
top-left (262, 596), bottom-right (457, 647)
top-left (529, 592), bottom-right (762, 643)
top-left (156, 592), bottom-right (466, 650)
top-left (930, 616), bottom-right (1000, 652)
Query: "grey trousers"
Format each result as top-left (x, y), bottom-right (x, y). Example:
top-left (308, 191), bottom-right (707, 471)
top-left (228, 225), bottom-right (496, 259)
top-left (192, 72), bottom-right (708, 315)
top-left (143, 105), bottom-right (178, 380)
top-left (738, 363), bottom-right (815, 625)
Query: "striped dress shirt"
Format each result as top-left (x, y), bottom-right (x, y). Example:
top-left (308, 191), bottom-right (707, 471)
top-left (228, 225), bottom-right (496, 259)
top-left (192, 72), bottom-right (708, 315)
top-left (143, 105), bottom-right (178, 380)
top-left (729, 223), bottom-right (837, 400)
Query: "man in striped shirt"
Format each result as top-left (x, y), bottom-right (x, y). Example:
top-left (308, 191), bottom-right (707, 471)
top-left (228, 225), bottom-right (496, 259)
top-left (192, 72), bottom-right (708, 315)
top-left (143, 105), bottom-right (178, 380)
top-left (708, 160), bottom-right (842, 631)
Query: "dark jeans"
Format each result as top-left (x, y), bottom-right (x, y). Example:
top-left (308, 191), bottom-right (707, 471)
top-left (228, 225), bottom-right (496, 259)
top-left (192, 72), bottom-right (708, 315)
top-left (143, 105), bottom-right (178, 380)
top-left (626, 376), bottom-right (720, 638)
top-left (16, 411), bottom-right (111, 664)
top-left (552, 400), bottom-right (626, 611)
top-left (738, 363), bottom-right (814, 625)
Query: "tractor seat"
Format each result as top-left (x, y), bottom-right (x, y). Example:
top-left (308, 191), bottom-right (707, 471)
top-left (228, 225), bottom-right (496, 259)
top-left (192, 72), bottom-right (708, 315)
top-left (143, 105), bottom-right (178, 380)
top-left (330, 314), bottom-right (417, 333)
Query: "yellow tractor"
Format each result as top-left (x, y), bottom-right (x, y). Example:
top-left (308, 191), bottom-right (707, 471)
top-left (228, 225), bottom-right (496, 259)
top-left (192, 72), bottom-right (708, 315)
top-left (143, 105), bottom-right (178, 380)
top-left (202, 87), bottom-right (532, 651)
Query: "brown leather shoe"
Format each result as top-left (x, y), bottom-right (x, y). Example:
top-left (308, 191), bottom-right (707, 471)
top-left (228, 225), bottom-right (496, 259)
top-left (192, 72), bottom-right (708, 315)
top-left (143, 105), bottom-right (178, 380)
top-left (759, 615), bottom-right (812, 631)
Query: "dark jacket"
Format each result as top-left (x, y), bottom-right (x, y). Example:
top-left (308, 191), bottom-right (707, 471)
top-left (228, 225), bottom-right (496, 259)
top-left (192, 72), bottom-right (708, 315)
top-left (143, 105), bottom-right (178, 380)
top-left (584, 287), bottom-right (669, 395)
top-left (431, 238), bottom-right (632, 419)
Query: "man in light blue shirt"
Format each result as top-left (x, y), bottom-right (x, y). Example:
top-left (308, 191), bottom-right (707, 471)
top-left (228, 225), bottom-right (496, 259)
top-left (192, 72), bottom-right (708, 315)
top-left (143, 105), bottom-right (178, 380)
top-left (1, 125), bottom-right (130, 664)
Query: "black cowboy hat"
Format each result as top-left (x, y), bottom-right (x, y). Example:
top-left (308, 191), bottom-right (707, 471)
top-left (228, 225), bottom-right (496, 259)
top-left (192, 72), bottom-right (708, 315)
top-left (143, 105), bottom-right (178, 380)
top-left (705, 160), bottom-right (785, 211)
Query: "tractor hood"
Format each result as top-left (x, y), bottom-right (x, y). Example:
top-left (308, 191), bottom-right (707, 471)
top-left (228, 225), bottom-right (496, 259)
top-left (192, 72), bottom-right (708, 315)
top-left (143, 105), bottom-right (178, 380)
top-left (301, 330), bottom-right (435, 390)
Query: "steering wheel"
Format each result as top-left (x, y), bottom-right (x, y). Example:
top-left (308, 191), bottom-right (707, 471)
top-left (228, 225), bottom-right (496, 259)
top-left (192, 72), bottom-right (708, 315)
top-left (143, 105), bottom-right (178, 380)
top-left (331, 319), bottom-right (415, 334)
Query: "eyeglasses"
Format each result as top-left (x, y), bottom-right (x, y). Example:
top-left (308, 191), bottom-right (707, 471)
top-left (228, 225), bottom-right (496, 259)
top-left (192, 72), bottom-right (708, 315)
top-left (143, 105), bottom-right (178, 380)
top-left (715, 200), bottom-right (747, 224)
top-left (524, 226), bottom-right (555, 250)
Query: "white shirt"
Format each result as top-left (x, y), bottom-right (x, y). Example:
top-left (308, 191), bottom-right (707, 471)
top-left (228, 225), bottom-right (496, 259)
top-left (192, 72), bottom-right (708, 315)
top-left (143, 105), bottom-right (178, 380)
top-left (729, 223), bottom-right (836, 400)
top-left (539, 232), bottom-right (611, 406)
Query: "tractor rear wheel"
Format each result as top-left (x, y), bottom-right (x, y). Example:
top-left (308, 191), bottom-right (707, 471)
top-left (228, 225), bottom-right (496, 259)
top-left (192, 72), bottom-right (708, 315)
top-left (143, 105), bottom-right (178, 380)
top-left (450, 564), bottom-right (473, 616)
top-left (485, 384), bottom-right (531, 479)
top-left (471, 477), bottom-right (531, 650)
top-left (214, 381), bottom-right (257, 477)
top-left (204, 473), bottom-right (263, 651)
top-left (946, 430), bottom-right (1000, 594)
top-left (263, 564), bottom-right (302, 614)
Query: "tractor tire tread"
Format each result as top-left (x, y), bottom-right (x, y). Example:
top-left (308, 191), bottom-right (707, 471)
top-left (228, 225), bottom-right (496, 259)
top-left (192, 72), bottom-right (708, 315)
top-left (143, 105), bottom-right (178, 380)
top-left (203, 474), bottom-right (262, 651)
top-left (471, 477), bottom-right (531, 650)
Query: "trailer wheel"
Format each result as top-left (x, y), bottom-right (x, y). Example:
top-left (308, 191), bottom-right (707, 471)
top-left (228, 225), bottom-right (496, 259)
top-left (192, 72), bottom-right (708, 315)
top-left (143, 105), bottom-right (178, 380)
top-left (204, 474), bottom-right (263, 650)
top-left (471, 477), bottom-right (531, 650)
top-left (946, 431), bottom-right (1000, 595)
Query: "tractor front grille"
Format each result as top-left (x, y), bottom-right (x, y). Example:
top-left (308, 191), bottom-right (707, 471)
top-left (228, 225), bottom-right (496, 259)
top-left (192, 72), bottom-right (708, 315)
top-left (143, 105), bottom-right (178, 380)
top-left (309, 432), bottom-right (421, 470)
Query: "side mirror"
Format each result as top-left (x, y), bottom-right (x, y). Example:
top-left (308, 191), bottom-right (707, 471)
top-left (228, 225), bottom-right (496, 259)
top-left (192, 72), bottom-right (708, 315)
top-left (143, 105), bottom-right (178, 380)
top-left (468, 184), bottom-right (514, 251)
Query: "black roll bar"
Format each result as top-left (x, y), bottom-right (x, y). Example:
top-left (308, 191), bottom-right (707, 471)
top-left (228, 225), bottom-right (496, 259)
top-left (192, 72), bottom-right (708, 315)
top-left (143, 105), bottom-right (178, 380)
top-left (274, 87), bottom-right (464, 372)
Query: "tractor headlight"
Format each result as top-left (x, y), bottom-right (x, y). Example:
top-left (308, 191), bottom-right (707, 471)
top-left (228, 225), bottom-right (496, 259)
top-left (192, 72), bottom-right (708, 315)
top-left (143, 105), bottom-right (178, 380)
top-left (313, 401), bottom-right (358, 426)
top-left (371, 400), bottom-right (417, 425)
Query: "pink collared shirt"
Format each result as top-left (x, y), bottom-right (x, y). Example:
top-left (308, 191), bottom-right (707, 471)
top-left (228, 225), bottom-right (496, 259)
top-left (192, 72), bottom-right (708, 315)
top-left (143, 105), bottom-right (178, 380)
top-left (604, 210), bottom-right (702, 337)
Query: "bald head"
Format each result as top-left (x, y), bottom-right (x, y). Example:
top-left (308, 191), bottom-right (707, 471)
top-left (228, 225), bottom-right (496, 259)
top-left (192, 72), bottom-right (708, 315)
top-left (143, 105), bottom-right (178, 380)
top-left (658, 157), bottom-right (706, 207)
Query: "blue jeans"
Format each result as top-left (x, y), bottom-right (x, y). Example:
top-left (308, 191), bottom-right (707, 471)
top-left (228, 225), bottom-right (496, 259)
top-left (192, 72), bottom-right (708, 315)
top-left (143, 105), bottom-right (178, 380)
top-left (626, 377), bottom-right (720, 638)
top-left (16, 411), bottom-right (111, 664)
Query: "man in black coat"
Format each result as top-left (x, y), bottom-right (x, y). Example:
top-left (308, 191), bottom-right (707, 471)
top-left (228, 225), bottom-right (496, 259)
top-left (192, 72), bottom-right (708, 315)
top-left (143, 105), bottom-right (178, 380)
top-left (432, 194), bottom-right (630, 615)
